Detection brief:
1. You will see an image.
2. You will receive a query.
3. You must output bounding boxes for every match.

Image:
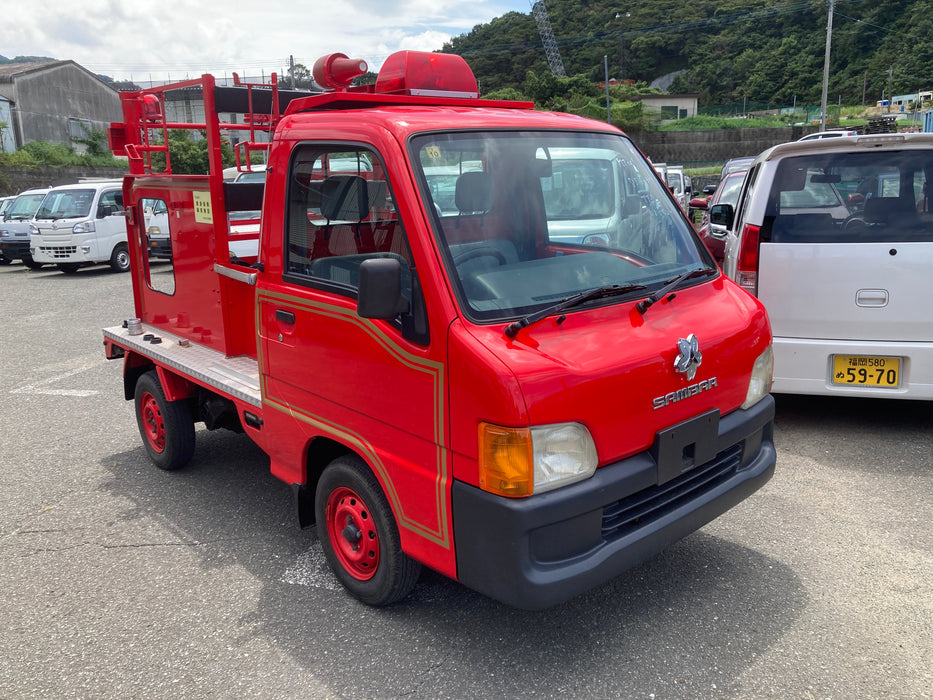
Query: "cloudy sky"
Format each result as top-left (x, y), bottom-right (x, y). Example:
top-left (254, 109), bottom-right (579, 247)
top-left (1, 0), bottom-right (532, 83)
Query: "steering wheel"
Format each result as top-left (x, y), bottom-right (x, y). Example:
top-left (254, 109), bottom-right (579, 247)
top-left (454, 247), bottom-right (509, 266)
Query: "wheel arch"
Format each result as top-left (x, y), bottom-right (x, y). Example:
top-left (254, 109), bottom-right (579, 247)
top-left (293, 436), bottom-right (358, 529)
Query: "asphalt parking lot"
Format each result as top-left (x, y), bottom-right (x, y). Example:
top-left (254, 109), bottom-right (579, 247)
top-left (1, 261), bottom-right (930, 699)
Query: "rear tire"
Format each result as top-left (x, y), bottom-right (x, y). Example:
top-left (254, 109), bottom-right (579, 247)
top-left (315, 455), bottom-right (420, 606)
top-left (134, 370), bottom-right (195, 470)
top-left (58, 263), bottom-right (80, 274)
top-left (110, 243), bottom-right (130, 272)
top-left (0, 257), bottom-right (11, 266)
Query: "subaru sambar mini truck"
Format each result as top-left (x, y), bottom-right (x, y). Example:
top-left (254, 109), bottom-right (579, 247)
top-left (103, 52), bottom-right (776, 609)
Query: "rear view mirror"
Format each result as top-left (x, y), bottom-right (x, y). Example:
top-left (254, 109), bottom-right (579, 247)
top-left (357, 257), bottom-right (409, 319)
top-left (689, 197), bottom-right (709, 210)
top-left (709, 203), bottom-right (735, 228)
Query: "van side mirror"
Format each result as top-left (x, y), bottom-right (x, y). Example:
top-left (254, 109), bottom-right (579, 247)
top-left (357, 257), bottom-right (409, 319)
top-left (709, 203), bottom-right (734, 228)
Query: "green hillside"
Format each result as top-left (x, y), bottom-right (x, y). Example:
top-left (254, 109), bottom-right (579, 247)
top-left (443, 0), bottom-right (932, 108)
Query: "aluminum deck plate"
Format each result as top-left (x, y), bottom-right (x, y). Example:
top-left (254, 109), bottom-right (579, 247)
top-left (103, 323), bottom-right (261, 407)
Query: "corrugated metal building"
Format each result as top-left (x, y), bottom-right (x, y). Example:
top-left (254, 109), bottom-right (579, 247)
top-left (0, 60), bottom-right (122, 151)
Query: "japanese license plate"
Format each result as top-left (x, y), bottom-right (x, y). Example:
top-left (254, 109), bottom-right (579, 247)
top-left (831, 355), bottom-right (900, 388)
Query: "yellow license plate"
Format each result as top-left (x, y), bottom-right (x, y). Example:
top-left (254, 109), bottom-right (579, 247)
top-left (832, 355), bottom-right (900, 387)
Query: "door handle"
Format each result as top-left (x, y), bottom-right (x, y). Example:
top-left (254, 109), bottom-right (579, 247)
top-left (275, 309), bottom-right (296, 324)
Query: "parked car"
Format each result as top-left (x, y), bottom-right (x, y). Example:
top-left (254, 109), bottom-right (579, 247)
top-left (713, 133), bottom-right (933, 398)
top-left (689, 167), bottom-right (748, 264)
top-left (796, 129), bottom-right (858, 142)
top-left (142, 198), bottom-right (171, 259)
top-left (29, 181), bottom-right (128, 273)
top-left (721, 156), bottom-right (755, 177)
top-left (0, 188), bottom-right (51, 268)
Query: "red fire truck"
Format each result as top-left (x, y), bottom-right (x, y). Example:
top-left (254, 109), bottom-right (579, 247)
top-left (104, 51), bottom-right (776, 609)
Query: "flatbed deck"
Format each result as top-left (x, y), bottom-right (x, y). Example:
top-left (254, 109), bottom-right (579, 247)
top-left (104, 324), bottom-right (261, 407)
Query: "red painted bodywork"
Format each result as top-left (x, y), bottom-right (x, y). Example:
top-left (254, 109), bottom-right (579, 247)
top-left (105, 56), bottom-right (772, 587)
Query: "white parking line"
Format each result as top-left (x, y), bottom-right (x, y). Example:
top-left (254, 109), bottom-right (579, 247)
top-left (11, 365), bottom-right (100, 397)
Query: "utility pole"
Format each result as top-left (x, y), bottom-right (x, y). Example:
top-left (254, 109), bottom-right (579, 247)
top-left (819, 0), bottom-right (834, 132)
top-left (605, 55), bottom-right (611, 123)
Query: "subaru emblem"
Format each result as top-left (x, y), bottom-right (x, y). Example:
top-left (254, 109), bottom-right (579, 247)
top-left (674, 334), bottom-right (702, 381)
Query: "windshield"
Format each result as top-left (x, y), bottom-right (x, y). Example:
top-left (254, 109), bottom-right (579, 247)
top-left (36, 189), bottom-right (95, 219)
top-left (766, 151), bottom-right (933, 243)
top-left (411, 131), bottom-right (712, 322)
top-left (5, 193), bottom-right (46, 221)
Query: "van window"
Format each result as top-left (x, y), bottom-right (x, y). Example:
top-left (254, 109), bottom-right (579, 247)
top-left (35, 189), bottom-right (95, 220)
top-left (765, 152), bottom-right (933, 243)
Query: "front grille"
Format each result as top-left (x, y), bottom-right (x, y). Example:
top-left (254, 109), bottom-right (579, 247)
top-left (38, 246), bottom-right (77, 259)
top-left (601, 443), bottom-right (743, 540)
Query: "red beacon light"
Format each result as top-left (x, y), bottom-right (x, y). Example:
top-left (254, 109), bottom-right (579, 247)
top-left (313, 53), bottom-right (369, 91)
top-left (140, 94), bottom-right (162, 121)
top-left (375, 51), bottom-right (478, 98)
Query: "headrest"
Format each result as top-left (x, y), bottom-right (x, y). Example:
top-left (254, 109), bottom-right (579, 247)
top-left (320, 175), bottom-right (370, 221)
top-left (455, 171), bottom-right (494, 214)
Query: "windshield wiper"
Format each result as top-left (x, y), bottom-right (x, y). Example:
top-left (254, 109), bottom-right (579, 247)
top-left (504, 283), bottom-right (647, 338)
top-left (636, 267), bottom-right (717, 315)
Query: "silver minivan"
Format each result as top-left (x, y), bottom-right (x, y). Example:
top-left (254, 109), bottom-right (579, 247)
top-left (715, 133), bottom-right (933, 399)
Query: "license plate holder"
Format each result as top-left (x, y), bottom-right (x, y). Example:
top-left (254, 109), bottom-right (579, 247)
top-left (831, 355), bottom-right (900, 388)
top-left (651, 409), bottom-right (720, 486)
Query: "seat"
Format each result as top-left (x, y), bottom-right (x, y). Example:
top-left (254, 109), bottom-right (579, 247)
top-left (455, 172), bottom-right (494, 214)
top-left (320, 175), bottom-right (372, 256)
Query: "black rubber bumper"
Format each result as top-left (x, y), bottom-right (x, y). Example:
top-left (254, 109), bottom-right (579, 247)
top-left (0, 240), bottom-right (30, 258)
top-left (452, 395), bottom-right (776, 610)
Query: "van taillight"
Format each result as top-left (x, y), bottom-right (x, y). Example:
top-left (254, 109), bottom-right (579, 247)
top-left (736, 224), bottom-right (761, 296)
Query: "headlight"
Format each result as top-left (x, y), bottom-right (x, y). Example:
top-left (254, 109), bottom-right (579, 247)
top-left (741, 344), bottom-right (773, 410)
top-left (478, 422), bottom-right (598, 497)
top-left (148, 225), bottom-right (162, 235)
top-left (73, 221), bottom-right (96, 234)
top-left (28, 223), bottom-right (39, 236)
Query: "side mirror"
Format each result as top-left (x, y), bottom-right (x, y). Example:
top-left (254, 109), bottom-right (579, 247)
top-left (688, 197), bottom-right (709, 210)
top-left (99, 205), bottom-right (116, 218)
top-left (703, 184), bottom-right (718, 196)
top-left (709, 203), bottom-right (735, 228)
top-left (357, 257), bottom-right (409, 319)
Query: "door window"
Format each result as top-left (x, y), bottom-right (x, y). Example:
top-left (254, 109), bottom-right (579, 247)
top-left (284, 145), bottom-right (414, 297)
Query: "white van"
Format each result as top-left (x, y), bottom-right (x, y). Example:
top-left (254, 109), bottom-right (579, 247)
top-left (716, 133), bottom-right (933, 399)
top-left (541, 147), bottom-right (660, 247)
top-left (29, 181), bottom-right (129, 273)
top-left (0, 187), bottom-right (51, 268)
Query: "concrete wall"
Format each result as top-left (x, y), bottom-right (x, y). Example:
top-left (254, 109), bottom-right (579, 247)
top-left (0, 166), bottom-right (127, 197)
top-left (628, 126), bottom-right (818, 166)
top-left (2, 63), bottom-right (122, 150)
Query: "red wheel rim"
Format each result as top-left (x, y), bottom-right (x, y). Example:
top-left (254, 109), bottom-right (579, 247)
top-left (140, 392), bottom-right (166, 453)
top-left (325, 486), bottom-right (380, 581)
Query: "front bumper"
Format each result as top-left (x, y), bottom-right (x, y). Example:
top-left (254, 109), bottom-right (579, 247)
top-left (32, 243), bottom-right (88, 264)
top-left (0, 238), bottom-right (30, 259)
top-left (452, 395), bottom-right (775, 610)
top-left (147, 237), bottom-right (172, 259)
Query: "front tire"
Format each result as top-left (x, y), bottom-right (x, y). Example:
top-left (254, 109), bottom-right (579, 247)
top-left (22, 256), bottom-right (43, 270)
top-left (134, 370), bottom-right (195, 470)
top-left (110, 243), bottom-right (130, 272)
top-left (58, 263), bottom-right (81, 274)
top-left (315, 455), bottom-right (421, 606)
